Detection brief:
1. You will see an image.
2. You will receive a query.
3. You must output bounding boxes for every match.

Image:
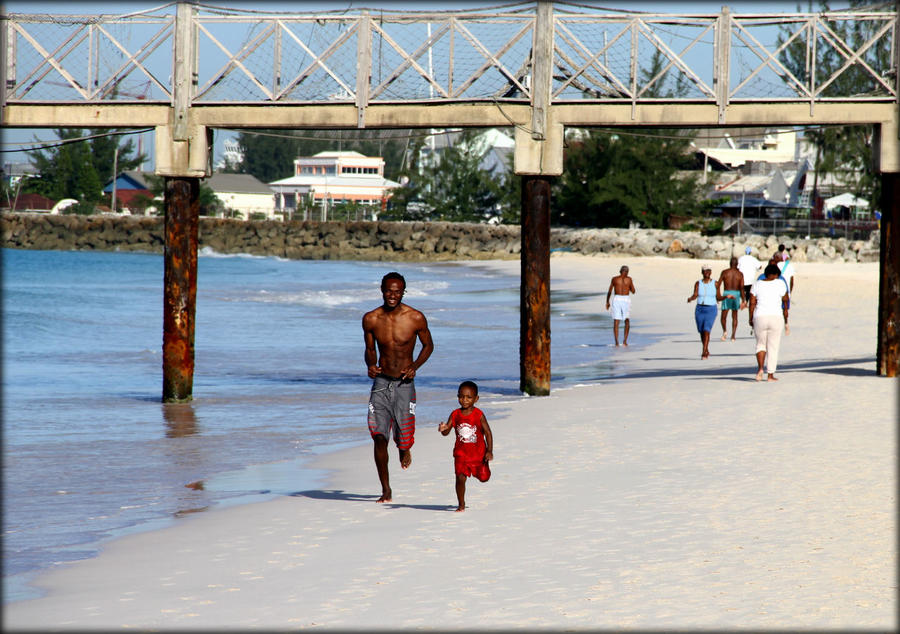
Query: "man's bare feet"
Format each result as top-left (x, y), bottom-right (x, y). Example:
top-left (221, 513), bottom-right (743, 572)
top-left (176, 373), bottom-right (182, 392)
top-left (622, 341), bottom-right (628, 346)
top-left (721, 333), bottom-right (727, 341)
top-left (399, 449), bottom-right (411, 470)
top-left (755, 370), bottom-right (764, 381)
top-left (455, 505), bottom-right (465, 512)
top-left (785, 324), bottom-right (791, 335)
top-left (731, 336), bottom-right (736, 341)
top-left (767, 374), bottom-right (778, 381)
top-left (376, 489), bottom-right (392, 503)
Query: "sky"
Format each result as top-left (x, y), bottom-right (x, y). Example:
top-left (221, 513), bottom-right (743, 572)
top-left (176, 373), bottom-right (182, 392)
top-left (0, 0), bottom-right (827, 171)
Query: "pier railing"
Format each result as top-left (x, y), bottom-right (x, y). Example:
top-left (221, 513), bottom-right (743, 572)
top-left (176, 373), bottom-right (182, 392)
top-left (4, 2), bottom-right (897, 122)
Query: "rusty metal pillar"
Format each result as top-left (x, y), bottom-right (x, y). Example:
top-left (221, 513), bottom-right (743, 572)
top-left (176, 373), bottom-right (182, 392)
top-left (877, 172), bottom-right (899, 377)
top-left (520, 175), bottom-right (552, 395)
top-left (162, 176), bottom-right (200, 402)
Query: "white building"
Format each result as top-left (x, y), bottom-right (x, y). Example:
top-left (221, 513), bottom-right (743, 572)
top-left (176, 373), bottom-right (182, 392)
top-left (691, 127), bottom-right (799, 168)
top-left (204, 173), bottom-right (277, 220)
top-left (269, 151), bottom-right (400, 220)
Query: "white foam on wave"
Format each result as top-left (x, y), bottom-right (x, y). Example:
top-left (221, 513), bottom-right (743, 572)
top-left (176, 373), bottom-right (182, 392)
top-left (235, 288), bottom-right (380, 307)
top-left (198, 246), bottom-right (289, 262)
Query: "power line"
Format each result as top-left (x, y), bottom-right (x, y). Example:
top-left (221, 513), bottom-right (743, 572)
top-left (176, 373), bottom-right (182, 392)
top-left (1, 128), bottom-right (154, 155)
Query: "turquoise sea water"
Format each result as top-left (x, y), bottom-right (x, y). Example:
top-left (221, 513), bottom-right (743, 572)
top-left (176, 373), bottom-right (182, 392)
top-left (2, 247), bottom-right (620, 602)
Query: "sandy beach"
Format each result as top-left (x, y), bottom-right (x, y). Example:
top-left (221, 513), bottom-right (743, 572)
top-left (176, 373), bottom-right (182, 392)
top-left (4, 254), bottom-right (896, 630)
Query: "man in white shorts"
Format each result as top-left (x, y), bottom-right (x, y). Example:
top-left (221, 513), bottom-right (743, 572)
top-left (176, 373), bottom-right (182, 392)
top-left (605, 265), bottom-right (636, 346)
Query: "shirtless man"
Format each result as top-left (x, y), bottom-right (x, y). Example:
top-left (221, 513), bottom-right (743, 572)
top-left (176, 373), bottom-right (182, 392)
top-left (605, 265), bottom-right (636, 346)
top-left (716, 256), bottom-right (747, 341)
top-left (362, 272), bottom-right (434, 503)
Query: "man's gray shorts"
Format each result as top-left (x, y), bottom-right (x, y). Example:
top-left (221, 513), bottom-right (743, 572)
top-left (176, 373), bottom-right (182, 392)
top-left (367, 375), bottom-right (416, 450)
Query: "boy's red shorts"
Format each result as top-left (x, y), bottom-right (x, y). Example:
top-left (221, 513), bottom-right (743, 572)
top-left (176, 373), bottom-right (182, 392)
top-left (455, 459), bottom-right (491, 482)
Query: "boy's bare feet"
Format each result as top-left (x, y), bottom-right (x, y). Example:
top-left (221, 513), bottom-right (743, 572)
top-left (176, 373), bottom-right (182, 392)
top-left (767, 374), bottom-right (778, 381)
top-left (399, 449), bottom-right (411, 469)
top-left (755, 370), bottom-right (764, 381)
top-left (455, 505), bottom-right (465, 512)
top-left (721, 333), bottom-right (727, 341)
top-left (376, 489), bottom-right (392, 503)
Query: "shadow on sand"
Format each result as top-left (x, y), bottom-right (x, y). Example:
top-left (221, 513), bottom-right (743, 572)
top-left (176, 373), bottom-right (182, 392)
top-left (290, 489), bottom-right (456, 511)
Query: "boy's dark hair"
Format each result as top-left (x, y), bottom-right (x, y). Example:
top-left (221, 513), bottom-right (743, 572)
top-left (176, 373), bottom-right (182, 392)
top-left (381, 271), bottom-right (406, 291)
top-left (764, 263), bottom-right (781, 277)
top-left (459, 380), bottom-right (478, 395)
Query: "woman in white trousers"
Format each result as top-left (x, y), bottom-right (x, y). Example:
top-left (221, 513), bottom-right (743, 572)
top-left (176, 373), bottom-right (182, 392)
top-left (748, 263), bottom-right (790, 382)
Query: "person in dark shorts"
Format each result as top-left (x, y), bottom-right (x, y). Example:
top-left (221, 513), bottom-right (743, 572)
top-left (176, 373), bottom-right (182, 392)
top-left (438, 380), bottom-right (494, 512)
top-left (362, 272), bottom-right (434, 503)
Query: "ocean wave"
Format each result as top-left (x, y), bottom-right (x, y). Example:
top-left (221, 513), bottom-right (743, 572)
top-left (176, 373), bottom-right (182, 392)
top-left (198, 246), bottom-right (289, 262)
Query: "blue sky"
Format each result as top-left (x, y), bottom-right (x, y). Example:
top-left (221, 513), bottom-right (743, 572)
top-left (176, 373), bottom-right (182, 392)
top-left (1, 0), bottom-right (816, 169)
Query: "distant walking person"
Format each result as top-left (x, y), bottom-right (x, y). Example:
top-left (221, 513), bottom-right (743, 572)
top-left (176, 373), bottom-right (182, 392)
top-left (749, 264), bottom-right (790, 381)
top-left (776, 250), bottom-right (795, 335)
top-left (716, 256), bottom-right (746, 341)
top-left (605, 265), bottom-right (636, 346)
top-left (438, 380), bottom-right (493, 512)
top-left (687, 264), bottom-right (721, 359)
top-left (737, 247), bottom-right (762, 333)
top-left (362, 271), bottom-right (434, 503)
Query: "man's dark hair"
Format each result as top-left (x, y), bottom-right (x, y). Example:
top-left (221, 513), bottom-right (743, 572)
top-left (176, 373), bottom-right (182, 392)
top-left (459, 380), bottom-right (478, 395)
top-left (778, 244), bottom-right (786, 252)
top-left (381, 271), bottom-right (406, 291)
top-left (764, 263), bottom-right (781, 277)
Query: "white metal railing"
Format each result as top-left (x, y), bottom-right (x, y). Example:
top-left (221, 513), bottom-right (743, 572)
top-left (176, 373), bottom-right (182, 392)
top-left (3, 3), bottom-right (896, 114)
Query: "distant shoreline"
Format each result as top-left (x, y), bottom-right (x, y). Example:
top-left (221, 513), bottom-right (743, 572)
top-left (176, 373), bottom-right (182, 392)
top-left (1, 212), bottom-right (880, 263)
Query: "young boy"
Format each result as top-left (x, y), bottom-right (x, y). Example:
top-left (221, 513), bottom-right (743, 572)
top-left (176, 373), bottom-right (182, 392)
top-left (438, 380), bottom-right (493, 512)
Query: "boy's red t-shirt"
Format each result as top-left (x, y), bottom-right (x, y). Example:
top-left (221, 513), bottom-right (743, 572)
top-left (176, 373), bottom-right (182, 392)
top-left (449, 407), bottom-right (490, 481)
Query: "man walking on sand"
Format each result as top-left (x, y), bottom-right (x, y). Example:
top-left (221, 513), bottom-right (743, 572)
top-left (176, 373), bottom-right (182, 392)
top-left (716, 256), bottom-right (747, 341)
top-left (737, 247), bottom-right (762, 334)
top-left (363, 272), bottom-right (434, 503)
top-left (606, 265), bottom-right (636, 346)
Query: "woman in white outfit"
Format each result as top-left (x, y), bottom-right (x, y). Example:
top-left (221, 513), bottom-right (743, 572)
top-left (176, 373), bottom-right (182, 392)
top-left (749, 263), bottom-right (790, 382)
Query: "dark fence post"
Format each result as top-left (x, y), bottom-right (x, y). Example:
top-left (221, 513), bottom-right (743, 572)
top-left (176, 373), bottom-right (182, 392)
top-left (877, 171), bottom-right (899, 377)
top-left (163, 176), bottom-right (200, 402)
top-left (520, 175), bottom-right (552, 395)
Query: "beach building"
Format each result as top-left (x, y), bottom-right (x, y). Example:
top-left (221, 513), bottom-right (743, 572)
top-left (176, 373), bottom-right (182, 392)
top-left (102, 170), bottom-right (154, 213)
top-left (269, 151), bottom-right (399, 221)
top-left (204, 173), bottom-right (276, 220)
top-left (416, 128), bottom-right (515, 176)
top-left (691, 127), bottom-right (800, 169)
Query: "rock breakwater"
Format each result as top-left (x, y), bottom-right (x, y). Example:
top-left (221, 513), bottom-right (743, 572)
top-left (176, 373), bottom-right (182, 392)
top-left (1, 213), bottom-right (881, 263)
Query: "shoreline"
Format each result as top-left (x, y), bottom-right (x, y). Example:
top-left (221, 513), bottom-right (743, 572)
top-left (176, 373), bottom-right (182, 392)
top-left (4, 254), bottom-right (895, 630)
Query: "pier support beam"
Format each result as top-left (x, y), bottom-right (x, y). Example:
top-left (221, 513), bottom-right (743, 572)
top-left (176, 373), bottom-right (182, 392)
top-left (520, 175), bottom-right (552, 396)
top-left (877, 171), bottom-right (899, 377)
top-left (162, 176), bottom-right (200, 402)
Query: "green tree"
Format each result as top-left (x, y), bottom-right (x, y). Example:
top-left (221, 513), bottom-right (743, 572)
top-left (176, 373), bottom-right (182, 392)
top-left (554, 129), bottom-right (713, 229)
top-left (142, 174), bottom-right (222, 217)
top-left (24, 129), bottom-right (145, 205)
top-left (777, 0), bottom-right (891, 210)
top-left (390, 129), bottom-right (503, 222)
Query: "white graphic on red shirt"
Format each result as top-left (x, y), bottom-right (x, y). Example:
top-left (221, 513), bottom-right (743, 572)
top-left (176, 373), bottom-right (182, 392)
top-left (457, 422), bottom-right (477, 443)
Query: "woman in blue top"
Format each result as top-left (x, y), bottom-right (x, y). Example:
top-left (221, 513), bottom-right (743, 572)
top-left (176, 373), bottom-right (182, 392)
top-left (687, 264), bottom-right (723, 359)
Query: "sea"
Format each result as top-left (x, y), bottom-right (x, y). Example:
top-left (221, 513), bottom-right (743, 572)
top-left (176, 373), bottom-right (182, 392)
top-left (2, 247), bottom-right (622, 603)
